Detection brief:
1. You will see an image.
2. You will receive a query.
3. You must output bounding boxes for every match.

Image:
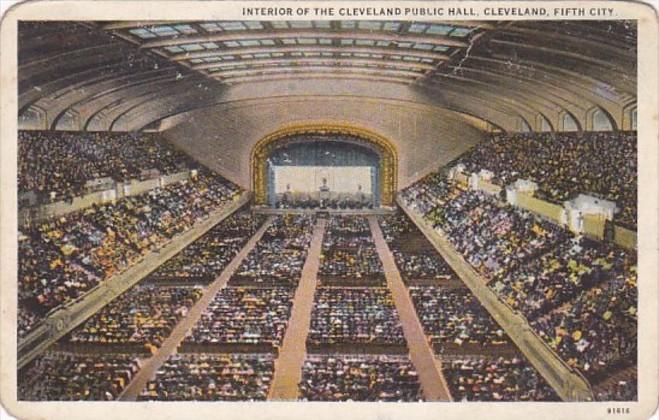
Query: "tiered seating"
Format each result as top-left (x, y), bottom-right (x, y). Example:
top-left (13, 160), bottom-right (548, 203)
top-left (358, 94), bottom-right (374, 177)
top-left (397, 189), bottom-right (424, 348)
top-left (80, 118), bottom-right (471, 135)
top-left (531, 271), bottom-right (637, 382)
top-left (409, 286), bottom-right (511, 354)
top-left (379, 212), bottom-right (458, 285)
top-left (595, 374), bottom-right (638, 401)
top-left (299, 354), bottom-right (422, 401)
top-left (319, 215), bottom-right (385, 286)
top-left (454, 132), bottom-right (637, 228)
top-left (138, 353), bottom-right (275, 401)
top-left (182, 287), bottom-right (295, 353)
top-left (378, 208), bottom-right (557, 401)
top-left (401, 172), bottom-right (637, 399)
top-left (442, 356), bottom-right (560, 401)
top-left (18, 352), bottom-right (141, 400)
top-left (63, 285), bottom-right (203, 352)
top-left (229, 214), bottom-right (315, 287)
top-left (18, 130), bottom-right (196, 203)
top-left (145, 210), bottom-right (265, 285)
top-left (307, 287), bottom-right (406, 352)
top-left (18, 172), bottom-right (240, 337)
top-left (136, 215), bottom-right (315, 400)
top-left (490, 237), bottom-right (635, 321)
top-left (423, 185), bottom-right (569, 282)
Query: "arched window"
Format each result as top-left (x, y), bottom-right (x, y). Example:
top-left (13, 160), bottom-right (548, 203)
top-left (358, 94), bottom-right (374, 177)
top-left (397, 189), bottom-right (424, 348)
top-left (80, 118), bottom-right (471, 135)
top-left (518, 117), bottom-right (532, 132)
top-left (538, 114), bottom-right (552, 132)
top-left (56, 109), bottom-right (81, 131)
top-left (623, 103), bottom-right (637, 131)
top-left (592, 108), bottom-right (614, 131)
top-left (562, 112), bottom-right (579, 132)
top-left (18, 106), bottom-right (46, 129)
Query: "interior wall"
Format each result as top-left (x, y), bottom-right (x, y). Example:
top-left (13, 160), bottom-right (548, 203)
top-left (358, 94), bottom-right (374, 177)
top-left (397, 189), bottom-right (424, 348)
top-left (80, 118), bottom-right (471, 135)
top-left (162, 96), bottom-right (486, 190)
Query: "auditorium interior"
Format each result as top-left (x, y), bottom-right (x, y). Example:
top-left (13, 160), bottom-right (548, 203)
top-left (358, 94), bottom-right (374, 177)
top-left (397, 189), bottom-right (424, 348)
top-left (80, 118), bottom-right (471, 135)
top-left (15, 20), bottom-right (638, 403)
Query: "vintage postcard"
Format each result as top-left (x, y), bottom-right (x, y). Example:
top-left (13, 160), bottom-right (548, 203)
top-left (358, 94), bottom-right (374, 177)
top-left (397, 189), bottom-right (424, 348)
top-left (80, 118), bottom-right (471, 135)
top-left (0, 1), bottom-right (657, 419)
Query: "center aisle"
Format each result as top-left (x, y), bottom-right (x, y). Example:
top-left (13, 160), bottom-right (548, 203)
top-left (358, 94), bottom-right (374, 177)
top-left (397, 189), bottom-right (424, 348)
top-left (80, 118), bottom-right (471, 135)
top-left (268, 218), bottom-right (327, 400)
top-left (119, 216), bottom-right (275, 401)
top-left (367, 216), bottom-right (453, 402)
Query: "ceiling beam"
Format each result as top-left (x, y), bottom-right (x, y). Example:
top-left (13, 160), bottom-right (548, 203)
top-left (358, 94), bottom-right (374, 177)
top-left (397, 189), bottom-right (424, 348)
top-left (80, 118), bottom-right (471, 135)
top-left (209, 66), bottom-right (424, 80)
top-left (170, 45), bottom-right (450, 62)
top-left (194, 57), bottom-right (435, 72)
top-left (139, 29), bottom-right (469, 49)
top-left (216, 73), bottom-right (415, 85)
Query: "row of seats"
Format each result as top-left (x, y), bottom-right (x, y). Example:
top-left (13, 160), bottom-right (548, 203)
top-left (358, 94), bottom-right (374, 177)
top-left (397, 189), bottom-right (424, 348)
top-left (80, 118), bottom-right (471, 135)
top-left (18, 172), bottom-right (240, 337)
top-left (19, 130), bottom-right (196, 203)
top-left (401, 173), bottom-right (637, 396)
top-left (183, 287), bottom-right (295, 349)
top-left (409, 286), bottom-right (510, 353)
top-left (454, 131), bottom-right (637, 227)
top-left (230, 214), bottom-right (316, 287)
top-left (442, 356), bottom-right (560, 401)
top-left (379, 213), bottom-right (458, 284)
top-left (319, 215), bottom-right (384, 285)
top-left (307, 287), bottom-right (406, 348)
top-left (378, 211), bottom-right (567, 401)
top-left (138, 353), bottom-right (275, 401)
top-left (18, 352), bottom-right (141, 401)
top-left (65, 285), bottom-right (203, 351)
top-left (146, 210), bottom-right (265, 284)
top-left (299, 354), bottom-right (422, 401)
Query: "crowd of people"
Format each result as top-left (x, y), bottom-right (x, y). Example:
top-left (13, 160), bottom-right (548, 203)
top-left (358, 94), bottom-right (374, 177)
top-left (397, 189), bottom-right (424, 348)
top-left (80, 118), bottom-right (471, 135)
top-left (379, 212), bottom-right (458, 284)
top-left (307, 287), bottom-right (406, 348)
top-left (298, 354), bottom-right (423, 401)
top-left (595, 376), bottom-right (637, 401)
top-left (66, 285), bottom-right (203, 351)
top-left (183, 287), bottom-right (295, 350)
top-left (442, 356), bottom-right (560, 401)
top-left (454, 131), bottom-right (637, 227)
top-left (19, 130), bottom-right (197, 204)
top-left (531, 270), bottom-right (637, 381)
top-left (490, 236), bottom-right (636, 321)
top-left (146, 211), bottom-right (265, 284)
top-left (138, 353), bottom-right (275, 401)
top-left (319, 216), bottom-right (385, 286)
top-left (18, 352), bottom-right (141, 400)
top-left (229, 214), bottom-right (315, 287)
top-left (401, 170), bottom-right (638, 399)
top-left (275, 195), bottom-right (374, 210)
top-left (423, 185), bottom-right (569, 283)
top-left (18, 172), bottom-right (240, 337)
top-left (409, 286), bottom-right (510, 353)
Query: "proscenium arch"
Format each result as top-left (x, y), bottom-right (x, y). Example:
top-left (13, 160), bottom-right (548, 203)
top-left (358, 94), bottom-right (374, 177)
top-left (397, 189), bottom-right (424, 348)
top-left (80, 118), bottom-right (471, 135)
top-left (251, 123), bottom-right (398, 206)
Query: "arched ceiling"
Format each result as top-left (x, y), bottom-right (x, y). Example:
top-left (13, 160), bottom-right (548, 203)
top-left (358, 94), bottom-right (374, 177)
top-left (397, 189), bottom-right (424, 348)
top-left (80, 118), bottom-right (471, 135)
top-left (18, 20), bottom-right (637, 132)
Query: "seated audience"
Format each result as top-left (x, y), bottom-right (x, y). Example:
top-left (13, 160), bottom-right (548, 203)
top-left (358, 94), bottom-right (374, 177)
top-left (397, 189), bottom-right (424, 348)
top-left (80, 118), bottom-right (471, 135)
top-left (19, 130), bottom-right (197, 204)
top-left (319, 216), bottom-right (385, 285)
top-left (18, 172), bottom-right (240, 337)
top-left (146, 211), bottom-right (264, 284)
top-left (442, 356), bottom-right (560, 401)
top-left (138, 353), bottom-right (274, 401)
top-left (307, 287), bottom-right (406, 347)
top-left (230, 214), bottom-right (315, 287)
top-left (184, 287), bottom-right (294, 349)
top-left (454, 131), bottom-right (637, 227)
top-left (299, 354), bottom-right (422, 401)
top-left (531, 270), bottom-right (637, 381)
top-left (595, 377), bottom-right (637, 401)
top-left (66, 286), bottom-right (203, 351)
top-left (490, 237), bottom-right (635, 321)
top-left (409, 286), bottom-right (510, 353)
top-left (379, 213), bottom-right (458, 283)
top-left (18, 352), bottom-right (141, 401)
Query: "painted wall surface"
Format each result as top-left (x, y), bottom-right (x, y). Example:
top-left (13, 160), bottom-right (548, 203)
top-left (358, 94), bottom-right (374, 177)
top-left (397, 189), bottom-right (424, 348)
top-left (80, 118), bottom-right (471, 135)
top-left (162, 96), bottom-right (485, 189)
